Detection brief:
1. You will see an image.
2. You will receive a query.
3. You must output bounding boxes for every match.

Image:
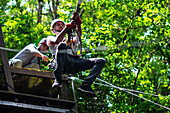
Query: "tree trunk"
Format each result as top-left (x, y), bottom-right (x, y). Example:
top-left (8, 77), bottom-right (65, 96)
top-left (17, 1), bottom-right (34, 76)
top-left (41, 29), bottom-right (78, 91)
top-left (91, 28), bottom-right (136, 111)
top-left (37, 0), bottom-right (43, 23)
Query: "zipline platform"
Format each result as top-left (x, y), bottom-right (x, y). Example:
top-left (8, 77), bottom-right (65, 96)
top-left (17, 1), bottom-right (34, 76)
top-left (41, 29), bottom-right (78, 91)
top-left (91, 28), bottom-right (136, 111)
top-left (0, 24), bottom-right (77, 113)
top-left (0, 66), bottom-right (76, 113)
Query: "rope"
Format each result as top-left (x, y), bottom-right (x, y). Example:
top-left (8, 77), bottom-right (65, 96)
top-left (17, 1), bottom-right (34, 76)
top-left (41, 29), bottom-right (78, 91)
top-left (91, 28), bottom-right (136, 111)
top-left (0, 46), bottom-right (68, 54)
top-left (0, 46), bottom-right (74, 55)
top-left (68, 77), bottom-right (170, 111)
top-left (69, 77), bottom-right (170, 99)
top-left (0, 36), bottom-right (169, 53)
top-left (96, 77), bottom-right (170, 111)
top-left (96, 78), bottom-right (170, 99)
top-left (0, 47), bottom-right (20, 52)
top-left (127, 91), bottom-right (170, 111)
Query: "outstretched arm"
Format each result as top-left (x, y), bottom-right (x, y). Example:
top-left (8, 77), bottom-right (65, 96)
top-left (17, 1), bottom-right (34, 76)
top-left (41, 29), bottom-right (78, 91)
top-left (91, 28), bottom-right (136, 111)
top-left (31, 49), bottom-right (49, 62)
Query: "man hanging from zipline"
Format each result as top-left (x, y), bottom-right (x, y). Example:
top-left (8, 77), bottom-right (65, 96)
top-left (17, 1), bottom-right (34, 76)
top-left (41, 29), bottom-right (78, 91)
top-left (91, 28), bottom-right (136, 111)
top-left (47, 12), bottom-right (105, 97)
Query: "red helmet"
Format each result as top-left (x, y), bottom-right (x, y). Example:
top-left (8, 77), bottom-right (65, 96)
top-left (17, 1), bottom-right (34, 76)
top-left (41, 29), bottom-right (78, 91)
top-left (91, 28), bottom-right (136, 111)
top-left (39, 38), bottom-right (47, 45)
top-left (38, 38), bottom-right (47, 47)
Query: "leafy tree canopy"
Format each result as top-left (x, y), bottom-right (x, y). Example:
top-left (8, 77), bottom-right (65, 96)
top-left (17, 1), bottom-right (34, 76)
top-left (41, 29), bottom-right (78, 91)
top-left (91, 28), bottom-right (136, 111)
top-left (0, 0), bottom-right (169, 112)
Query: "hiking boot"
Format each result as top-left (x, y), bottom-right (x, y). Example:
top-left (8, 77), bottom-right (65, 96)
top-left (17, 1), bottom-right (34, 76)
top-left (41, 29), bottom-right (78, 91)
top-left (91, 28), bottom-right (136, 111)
top-left (52, 79), bottom-right (62, 88)
top-left (77, 84), bottom-right (96, 97)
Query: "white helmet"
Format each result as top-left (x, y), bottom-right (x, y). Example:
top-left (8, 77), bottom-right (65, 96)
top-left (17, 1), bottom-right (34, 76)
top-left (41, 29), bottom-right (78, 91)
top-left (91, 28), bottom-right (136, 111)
top-left (51, 19), bottom-right (65, 31)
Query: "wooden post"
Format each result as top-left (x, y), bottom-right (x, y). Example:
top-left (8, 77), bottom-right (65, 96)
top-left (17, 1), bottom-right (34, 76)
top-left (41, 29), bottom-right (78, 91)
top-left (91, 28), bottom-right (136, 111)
top-left (60, 75), bottom-right (69, 100)
top-left (0, 24), bottom-right (14, 92)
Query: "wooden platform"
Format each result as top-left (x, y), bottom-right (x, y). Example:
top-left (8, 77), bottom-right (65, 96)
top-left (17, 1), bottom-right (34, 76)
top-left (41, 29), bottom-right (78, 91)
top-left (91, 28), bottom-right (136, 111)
top-left (0, 66), bottom-right (76, 112)
top-left (0, 24), bottom-right (77, 113)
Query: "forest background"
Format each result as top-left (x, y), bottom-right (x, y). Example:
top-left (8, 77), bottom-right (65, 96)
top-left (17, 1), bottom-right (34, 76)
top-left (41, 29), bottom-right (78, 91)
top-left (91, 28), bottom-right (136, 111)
top-left (0, 0), bottom-right (170, 112)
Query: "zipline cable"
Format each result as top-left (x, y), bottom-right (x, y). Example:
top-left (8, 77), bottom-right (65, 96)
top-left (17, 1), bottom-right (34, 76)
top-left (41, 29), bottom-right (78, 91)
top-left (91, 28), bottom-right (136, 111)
top-left (69, 76), bottom-right (170, 110)
top-left (96, 77), bottom-right (170, 111)
top-left (69, 76), bottom-right (170, 99)
top-left (127, 91), bottom-right (170, 111)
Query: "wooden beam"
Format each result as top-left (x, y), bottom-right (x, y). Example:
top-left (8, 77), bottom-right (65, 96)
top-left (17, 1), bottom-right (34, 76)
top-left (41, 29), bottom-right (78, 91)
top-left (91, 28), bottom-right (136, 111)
top-left (0, 100), bottom-right (72, 113)
top-left (0, 66), bottom-right (70, 80)
top-left (0, 24), bottom-right (14, 92)
top-left (10, 66), bottom-right (54, 79)
top-left (0, 66), bottom-right (71, 81)
top-left (60, 81), bottom-right (69, 100)
top-left (0, 90), bottom-right (76, 110)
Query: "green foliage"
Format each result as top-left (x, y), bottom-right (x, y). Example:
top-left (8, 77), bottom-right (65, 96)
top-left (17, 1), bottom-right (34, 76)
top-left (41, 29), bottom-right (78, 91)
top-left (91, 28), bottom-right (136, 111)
top-left (0, 0), bottom-right (170, 112)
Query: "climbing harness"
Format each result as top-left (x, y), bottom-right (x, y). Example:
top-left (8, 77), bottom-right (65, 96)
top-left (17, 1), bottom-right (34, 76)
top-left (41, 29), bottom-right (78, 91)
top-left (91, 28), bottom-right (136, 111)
top-left (66, 27), bottom-right (82, 56)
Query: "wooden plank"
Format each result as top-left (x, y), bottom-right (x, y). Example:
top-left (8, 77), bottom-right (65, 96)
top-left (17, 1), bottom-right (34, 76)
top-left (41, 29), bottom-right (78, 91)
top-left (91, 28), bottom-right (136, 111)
top-left (0, 66), bottom-right (69, 80)
top-left (10, 66), bottom-right (54, 79)
top-left (0, 24), bottom-right (14, 92)
top-left (0, 90), bottom-right (76, 109)
top-left (0, 100), bottom-right (72, 113)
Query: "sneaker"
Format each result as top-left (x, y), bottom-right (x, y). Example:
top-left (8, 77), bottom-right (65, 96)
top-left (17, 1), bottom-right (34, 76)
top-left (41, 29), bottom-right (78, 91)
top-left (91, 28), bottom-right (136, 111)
top-left (52, 79), bottom-right (62, 88)
top-left (77, 84), bottom-right (96, 97)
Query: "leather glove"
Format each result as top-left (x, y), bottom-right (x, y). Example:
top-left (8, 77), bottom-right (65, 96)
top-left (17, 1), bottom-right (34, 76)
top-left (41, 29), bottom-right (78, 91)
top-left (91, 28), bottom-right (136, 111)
top-left (66, 21), bottom-right (75, 29)
top-left (71, 11), bottom-right (82, 25)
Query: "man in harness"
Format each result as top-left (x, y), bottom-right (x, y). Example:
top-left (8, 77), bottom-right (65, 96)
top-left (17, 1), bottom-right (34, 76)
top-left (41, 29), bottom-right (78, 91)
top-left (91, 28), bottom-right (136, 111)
top-left (47, 12), bottom-right (105, 96)
top-left (9, 38), bottom-right (49, 69)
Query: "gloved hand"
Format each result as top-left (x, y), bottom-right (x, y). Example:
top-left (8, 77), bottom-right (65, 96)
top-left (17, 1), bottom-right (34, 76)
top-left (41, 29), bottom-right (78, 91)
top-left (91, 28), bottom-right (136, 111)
top-left (71, 11), bottom-right (82, 25)
top-left (66, 21), bottom-right (75, 29)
